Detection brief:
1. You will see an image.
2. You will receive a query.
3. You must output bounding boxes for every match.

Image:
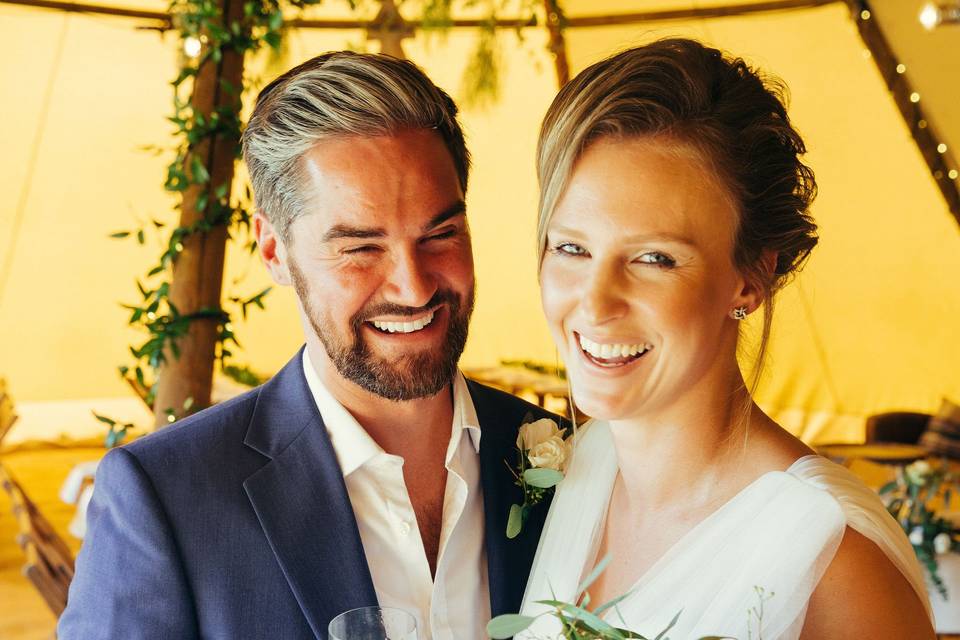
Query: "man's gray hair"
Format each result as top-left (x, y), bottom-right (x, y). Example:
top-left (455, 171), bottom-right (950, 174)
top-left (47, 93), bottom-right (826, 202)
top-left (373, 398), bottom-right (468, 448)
top-left (242, 51), bottom-right (470, 240)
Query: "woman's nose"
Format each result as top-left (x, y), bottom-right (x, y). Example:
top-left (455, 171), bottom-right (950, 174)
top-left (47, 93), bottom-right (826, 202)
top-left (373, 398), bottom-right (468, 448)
top-left (579, 260), bottom-right (629, 326)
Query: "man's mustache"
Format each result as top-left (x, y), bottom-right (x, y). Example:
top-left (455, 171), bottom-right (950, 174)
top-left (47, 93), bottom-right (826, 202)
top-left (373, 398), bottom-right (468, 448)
top-left (353, 289), bottom-right (463, 325)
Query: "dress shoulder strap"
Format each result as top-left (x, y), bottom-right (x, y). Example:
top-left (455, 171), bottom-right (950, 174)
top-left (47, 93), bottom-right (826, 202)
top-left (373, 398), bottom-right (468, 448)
top-left (787, 455), bottom-right (932, 620)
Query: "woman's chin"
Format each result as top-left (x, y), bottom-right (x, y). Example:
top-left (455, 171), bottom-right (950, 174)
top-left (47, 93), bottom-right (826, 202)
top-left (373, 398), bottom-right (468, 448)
top-left (571, 387), bottom-right (638, 422)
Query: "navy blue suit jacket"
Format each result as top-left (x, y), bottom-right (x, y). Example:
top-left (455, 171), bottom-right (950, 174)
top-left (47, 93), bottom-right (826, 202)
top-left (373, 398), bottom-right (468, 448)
top-left (59, 349), bottom-right (557, 639)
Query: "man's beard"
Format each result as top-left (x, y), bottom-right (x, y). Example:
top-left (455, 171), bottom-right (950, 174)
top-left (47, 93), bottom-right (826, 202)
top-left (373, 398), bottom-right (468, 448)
top-left (289, 261), bottom-right (474, 401)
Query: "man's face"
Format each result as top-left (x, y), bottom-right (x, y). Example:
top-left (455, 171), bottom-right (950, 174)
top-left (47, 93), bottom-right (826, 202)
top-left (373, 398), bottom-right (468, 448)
top-left (258, 129), bottom-right (475, 401)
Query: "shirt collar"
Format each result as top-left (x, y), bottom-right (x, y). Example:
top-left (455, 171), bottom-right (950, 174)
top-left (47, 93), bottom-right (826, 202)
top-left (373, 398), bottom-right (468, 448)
top-left (302, 349), bottom-right (481, 478)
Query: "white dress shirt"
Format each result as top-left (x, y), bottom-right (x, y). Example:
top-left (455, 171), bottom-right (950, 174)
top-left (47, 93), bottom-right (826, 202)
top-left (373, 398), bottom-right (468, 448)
top-left (302, 350), bottom-right (490, 640)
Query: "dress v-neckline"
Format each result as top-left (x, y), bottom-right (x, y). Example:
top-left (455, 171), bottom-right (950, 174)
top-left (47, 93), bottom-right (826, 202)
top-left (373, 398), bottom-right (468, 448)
top-left (578, 427), bottom-right (817, 611)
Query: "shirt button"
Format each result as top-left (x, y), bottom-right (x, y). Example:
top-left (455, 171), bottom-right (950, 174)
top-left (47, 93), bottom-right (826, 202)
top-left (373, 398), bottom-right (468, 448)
top-left (398, 521), bottom-right (412, 536)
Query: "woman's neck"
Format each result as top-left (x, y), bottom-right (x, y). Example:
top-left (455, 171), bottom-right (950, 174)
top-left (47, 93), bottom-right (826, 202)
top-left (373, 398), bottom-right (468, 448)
top-left (606, 373), bottom-right (756, 513)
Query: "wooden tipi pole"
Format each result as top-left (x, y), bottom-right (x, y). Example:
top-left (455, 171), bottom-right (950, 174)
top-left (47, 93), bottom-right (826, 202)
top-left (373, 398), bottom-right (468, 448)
top-left (151, 0), bottom-right (246, 426)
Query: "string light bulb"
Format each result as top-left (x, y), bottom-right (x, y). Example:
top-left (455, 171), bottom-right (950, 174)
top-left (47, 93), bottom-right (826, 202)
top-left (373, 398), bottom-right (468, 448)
top-left (184, 36), bottom-right (202, 58)
top-left (910, 92), bottom-right (921, 103)
top-left (938, 143), bottom-right (949, 153)
top-left (860, 9), bottom-right (871, 20)
top-left (896, 63), bottom-right (907, 74)
top-left (950, 170), bottom-right (959, 180)
top-left (920, 2), bottom-right (960, 30)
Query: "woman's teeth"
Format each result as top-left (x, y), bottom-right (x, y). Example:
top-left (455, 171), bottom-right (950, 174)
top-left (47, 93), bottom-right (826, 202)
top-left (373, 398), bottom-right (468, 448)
top-left (578, 335), bottom-right (652, 362)
top-left (371, 311), bottom-right (434, 334)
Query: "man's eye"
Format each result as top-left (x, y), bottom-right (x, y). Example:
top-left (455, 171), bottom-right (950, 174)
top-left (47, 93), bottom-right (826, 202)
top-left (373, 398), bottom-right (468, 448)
top-left (343, 245), bottom-right (381, 255)
top-left (549, 242), bottom-right (588, 257)
top-left (635, 252), bottom-right (676, 268)
top-left (424, 229), bottom-right (457, 242)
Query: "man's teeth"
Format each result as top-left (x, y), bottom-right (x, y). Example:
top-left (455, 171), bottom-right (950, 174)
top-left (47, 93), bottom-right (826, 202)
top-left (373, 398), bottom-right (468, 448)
top-left (578, 335), bottom-right (651, 360)
top-left (371, 312), bottom-right (434, 334)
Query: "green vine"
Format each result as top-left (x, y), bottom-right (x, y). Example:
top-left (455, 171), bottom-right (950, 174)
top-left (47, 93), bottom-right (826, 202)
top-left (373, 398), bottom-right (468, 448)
top-left (111, 0), bottom-right (321, 413)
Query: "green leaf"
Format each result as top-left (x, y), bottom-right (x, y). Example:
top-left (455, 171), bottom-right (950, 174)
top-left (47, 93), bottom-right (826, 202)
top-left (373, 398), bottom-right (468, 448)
top-left (878, 480), bottom-right (898, 495)
top-left (268, 10), bottom-right (282, 30)
top-left (577, 554), bottom-right (611, 596)
top-left (137, 229), bottom-right (146, 244)
top-left (91, 412), bottom-right (116, 427)
top-left (653, 610), bottom-right (682, 640)
top-left (263, 31), bottom-right (281, 50)
top-left (109, 231), bottom-right (131, 239)
top-left (593, 589), bottom-right (635, 617)
top-left (190, 155), bottom-right (210, 184)
top-left (537, 601), bottom-right (624, 639)
top-left (506, 503), bottom-right (523, 539)
top-left (486, 614), bottom-right (536, 639)
top-left (523, 467), bottom-right (563, 489)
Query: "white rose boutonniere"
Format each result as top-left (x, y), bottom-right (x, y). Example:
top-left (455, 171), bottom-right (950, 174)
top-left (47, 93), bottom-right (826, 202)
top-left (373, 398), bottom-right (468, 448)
top-left (506, 413), bottom-right (572, 539)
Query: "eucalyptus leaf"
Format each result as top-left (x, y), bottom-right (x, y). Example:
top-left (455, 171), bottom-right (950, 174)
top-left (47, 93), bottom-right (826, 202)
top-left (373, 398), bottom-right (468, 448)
top-left (653, 610), bottom-right (682, 640)
top-left (523, 467), bottom-right (563, 489)
top-left (486, 614), bottom-right (536, 639)
top-left (506, 503), bottom-right (524, 539)
top-left (577, 553), bottom-right (611, 595)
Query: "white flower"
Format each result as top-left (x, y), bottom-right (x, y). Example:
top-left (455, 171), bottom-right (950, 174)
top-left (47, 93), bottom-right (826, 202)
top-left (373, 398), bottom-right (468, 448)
top-left (935, 532), bottom-right (952, 555)
top-left (517, 418), bottom-right (571, 472)
top-left (527, 435), bottom-right (572, 472)
top-left (905, 460), bottom-right (932, 485)
top-left (909, 526), bottom-right (925, 546)
top-left (517, 418), bottom-right (563, 451)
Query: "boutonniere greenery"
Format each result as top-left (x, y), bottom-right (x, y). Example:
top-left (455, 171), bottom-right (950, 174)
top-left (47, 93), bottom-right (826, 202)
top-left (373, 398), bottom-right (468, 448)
top-left (506, 413), bottom-right (573, 539)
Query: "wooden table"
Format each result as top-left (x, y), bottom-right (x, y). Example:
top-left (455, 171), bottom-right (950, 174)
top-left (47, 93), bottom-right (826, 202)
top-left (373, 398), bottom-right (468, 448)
top-left (816, 442), bottom-right (928, 466)
top-left (464, 366), bottom-right (568, 409)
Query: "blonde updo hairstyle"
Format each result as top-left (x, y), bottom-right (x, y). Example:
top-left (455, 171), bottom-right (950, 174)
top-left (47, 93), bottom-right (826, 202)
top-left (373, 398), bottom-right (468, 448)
top-left (537, 38), bottom-right (818, 387)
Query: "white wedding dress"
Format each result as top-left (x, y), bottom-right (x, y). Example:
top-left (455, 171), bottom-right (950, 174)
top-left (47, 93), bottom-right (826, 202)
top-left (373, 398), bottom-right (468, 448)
top-left (520, 421), bottom-right (932, 639)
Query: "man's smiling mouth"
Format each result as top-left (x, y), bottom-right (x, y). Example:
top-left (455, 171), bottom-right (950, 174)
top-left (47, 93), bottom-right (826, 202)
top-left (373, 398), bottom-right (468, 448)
top-left (368, 310), bottom-right (436, 334)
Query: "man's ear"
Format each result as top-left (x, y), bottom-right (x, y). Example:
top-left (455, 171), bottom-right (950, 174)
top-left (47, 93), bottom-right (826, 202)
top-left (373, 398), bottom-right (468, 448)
top-left (730, 250), bottom-right (777, 317)
top-left (254, 211), bottom-right (291, 286)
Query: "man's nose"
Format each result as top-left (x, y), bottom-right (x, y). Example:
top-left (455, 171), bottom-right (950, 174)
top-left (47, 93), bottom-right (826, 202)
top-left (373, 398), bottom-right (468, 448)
top-left (384, 247), bottom-right (437, 309)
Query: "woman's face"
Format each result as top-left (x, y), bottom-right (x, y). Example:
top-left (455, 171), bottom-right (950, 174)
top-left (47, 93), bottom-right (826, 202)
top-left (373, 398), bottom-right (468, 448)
top-left (540, 137), bottom-right (754, 422)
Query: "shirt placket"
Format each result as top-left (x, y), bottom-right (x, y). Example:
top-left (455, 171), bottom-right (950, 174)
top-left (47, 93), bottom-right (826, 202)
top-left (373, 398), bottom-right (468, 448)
top-left (377, 455), bottom-right (435, 637)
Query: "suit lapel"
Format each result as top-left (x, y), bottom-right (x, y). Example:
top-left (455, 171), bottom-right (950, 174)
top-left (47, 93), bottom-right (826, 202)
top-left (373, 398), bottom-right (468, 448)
top-left (243, 349), bottom-right (376, 639)
top-left (469, 381), bottom-right (554, 618)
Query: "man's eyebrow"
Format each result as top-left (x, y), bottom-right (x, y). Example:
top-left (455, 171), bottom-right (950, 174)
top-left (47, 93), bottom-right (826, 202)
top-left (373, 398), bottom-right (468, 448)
top-left (423, 201), bottom-right (466, 232)
top-left (321, 225), bottom-right (386, 243)
top-left (320, 201), bottom-right (466, 243)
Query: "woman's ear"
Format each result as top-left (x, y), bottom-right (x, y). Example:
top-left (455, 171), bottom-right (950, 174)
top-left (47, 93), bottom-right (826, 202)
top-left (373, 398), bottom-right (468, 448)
top-left (254, 212), bottom-right (292, 286)
top-left (730, 250), bottom-right (777, 318)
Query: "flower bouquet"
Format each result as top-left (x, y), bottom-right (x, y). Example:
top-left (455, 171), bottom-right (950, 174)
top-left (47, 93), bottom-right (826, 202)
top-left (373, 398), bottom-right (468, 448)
top-left (880, 459), bottom-right (960, 598)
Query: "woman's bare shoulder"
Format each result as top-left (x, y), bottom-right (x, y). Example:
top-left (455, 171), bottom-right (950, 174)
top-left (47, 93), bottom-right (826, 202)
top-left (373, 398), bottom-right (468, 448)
top-left (801, 527), bottom-right (934, 639)
top-left (743, 412), bottom-right (816, 472)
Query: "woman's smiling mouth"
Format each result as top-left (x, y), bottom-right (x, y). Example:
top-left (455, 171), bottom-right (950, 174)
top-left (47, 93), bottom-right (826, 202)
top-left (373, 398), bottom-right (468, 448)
top-left (576, 332), bottom-right (653, 368)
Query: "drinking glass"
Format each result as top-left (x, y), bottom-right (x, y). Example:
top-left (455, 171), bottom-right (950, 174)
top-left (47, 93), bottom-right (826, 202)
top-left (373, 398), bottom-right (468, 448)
top-left (328, 606), bottom-right (418, 640)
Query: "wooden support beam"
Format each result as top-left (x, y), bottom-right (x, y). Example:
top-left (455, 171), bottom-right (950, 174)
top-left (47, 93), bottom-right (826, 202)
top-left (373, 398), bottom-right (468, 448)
top-left (542, 0), bottom-right (570, 87)
top-left (844, 0), bottom-right (960, 224)
top-left (150, 0), bottom-right (246, 426)
top-left (366, 0), bottom-right (414, 59)
top-left (0, 0), bottom-right (841, 33)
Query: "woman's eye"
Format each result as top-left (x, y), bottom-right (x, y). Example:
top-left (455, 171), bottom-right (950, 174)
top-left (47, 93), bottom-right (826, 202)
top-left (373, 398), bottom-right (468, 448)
top-left (636, 252), bottom-right (676, 268)
top-left (550, 242), bottom-right (588, 257)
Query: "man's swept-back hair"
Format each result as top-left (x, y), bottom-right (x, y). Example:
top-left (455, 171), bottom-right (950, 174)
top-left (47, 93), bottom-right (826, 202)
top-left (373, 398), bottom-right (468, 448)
top-left (242, 51), bottom-right (470, 239)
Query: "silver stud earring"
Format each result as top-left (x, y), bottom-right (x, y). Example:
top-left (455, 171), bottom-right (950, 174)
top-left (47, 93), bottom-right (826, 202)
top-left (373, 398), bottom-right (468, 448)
top-left (731, 307), bottom-right (748, 320)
